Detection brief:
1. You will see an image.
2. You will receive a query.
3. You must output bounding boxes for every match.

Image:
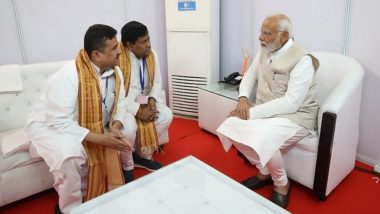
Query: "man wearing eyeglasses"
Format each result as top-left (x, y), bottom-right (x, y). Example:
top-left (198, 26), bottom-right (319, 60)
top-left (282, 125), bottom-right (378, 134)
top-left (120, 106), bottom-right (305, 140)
top-left (217, 14), bottom-right (320, 209)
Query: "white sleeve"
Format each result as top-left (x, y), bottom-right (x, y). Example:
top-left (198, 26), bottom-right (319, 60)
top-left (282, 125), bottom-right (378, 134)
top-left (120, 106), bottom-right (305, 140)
top-left (125, 88), bottom-right (140, 116)
top-left (238, 56), bottom-right (259, 99)
top-left (112, 68), bottom-right (129, 127)
top-left (124, 55), bottom-right (141, 116)
top-left (249, 55), bottom-right (314, 119)
top-left (44, 64), bottom-right (89, 141)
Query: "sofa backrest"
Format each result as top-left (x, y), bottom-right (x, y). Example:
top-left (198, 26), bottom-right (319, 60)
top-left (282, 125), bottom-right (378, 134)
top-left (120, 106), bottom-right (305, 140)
top-left (312, 52), bottom-right (364, 104)
top-left (312, 52), bottom-right (364, 132)
top-left (0, 60), bottom-right (71, 132)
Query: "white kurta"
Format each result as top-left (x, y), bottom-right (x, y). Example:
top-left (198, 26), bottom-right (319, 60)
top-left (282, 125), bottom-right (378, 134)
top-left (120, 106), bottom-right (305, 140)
top-left (217, 117), bottom-right (303, 166)
top-left (217, 39), bottom-right (314, 166)
top-left (125, 49), bottom-right (164, 114)
top-left (124, 49), bottom-right (173, 146)
top-left (24, 60), bottom-right (130, 171)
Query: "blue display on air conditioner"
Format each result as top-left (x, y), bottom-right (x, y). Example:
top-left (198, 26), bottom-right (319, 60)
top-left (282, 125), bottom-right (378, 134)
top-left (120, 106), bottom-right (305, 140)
top-left (178, 1), bottom-right (196, 11)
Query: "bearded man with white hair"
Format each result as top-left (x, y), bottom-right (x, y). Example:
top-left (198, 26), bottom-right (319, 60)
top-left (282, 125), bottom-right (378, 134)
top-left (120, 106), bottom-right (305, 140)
top-left (216, 14), bottom-right (320, 208)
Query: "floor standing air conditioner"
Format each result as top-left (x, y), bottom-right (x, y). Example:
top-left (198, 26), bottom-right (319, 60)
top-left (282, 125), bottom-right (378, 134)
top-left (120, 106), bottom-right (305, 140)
top-left (165, 0), bottom-right (219, 117)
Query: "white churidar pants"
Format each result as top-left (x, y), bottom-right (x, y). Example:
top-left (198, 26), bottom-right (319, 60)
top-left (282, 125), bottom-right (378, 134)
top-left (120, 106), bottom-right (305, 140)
top-left (217, 117), bottom-right (309, 186)
top-left (27, 114), bottom-right (137, 214)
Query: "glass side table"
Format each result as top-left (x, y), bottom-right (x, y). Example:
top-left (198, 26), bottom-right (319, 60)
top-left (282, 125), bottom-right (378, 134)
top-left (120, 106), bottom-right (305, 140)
top-left (198, 83), bottom-right (239, 135)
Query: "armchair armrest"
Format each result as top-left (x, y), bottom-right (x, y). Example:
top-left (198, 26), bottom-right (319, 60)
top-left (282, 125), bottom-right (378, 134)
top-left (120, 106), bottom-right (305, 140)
top-left (317, 70), bottom-right (364, 133)
top-left (313, 69), bottom-right (364, 200)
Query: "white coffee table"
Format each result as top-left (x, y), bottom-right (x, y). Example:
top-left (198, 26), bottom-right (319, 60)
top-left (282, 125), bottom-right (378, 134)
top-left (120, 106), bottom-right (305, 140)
top-left (71, 156), bottom-right (289, 214)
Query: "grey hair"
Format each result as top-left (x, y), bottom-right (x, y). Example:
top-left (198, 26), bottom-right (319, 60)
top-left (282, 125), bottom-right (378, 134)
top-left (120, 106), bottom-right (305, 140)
top-left (266, 14), bottom-right (294, 37)
top-left (277, 16), bottom-right (293, 37)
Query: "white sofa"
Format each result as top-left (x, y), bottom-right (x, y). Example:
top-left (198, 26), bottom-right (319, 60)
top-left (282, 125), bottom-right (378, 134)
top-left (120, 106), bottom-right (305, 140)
top-left (0, 60), bottom-right (169, 207)
top-left (0, 60), bottom-right (69, 207)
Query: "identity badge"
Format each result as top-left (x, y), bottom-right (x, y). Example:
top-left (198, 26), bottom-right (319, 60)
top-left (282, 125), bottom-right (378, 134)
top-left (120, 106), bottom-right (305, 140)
top-left (136, 95), bottom-right (149, 104)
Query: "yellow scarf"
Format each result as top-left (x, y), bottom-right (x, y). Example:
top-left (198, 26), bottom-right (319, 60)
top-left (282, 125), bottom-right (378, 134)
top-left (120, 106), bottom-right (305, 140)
top-left (119, 43), bottom-right (159, 156)
top-left (76, 49), bottom-right (124, 201)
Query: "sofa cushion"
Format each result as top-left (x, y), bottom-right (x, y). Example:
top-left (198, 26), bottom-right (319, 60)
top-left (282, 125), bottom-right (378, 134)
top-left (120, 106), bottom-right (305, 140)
top-left (293, 131), bottom-right (319, 153)
top-left (0, 150), bottom-right (43, 173)
top-left (0, 128), bottom-right (30, 158)
top-left (0, 129), bottom-right (43, 173)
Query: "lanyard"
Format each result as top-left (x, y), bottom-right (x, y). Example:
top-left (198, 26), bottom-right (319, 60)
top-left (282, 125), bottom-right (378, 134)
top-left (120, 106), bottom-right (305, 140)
top-left (139, 59), bottom-right (145, 94)
top-left (102, 76), bottom-right (109, 107)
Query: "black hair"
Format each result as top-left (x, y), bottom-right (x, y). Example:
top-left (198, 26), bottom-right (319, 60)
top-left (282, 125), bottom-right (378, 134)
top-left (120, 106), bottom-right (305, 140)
top-left (121, 21), bottom-right (148, 46)
top-left (84, 24), bottom-right (117, 56)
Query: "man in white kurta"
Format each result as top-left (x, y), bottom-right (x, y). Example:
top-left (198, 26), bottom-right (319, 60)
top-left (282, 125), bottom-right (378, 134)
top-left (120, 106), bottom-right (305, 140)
top-left (24, 25), bottom-right (136, 214)
top-left (217, 14), bottom-right (320, 208)
top-left (120, 21), bottom-right (173, 171)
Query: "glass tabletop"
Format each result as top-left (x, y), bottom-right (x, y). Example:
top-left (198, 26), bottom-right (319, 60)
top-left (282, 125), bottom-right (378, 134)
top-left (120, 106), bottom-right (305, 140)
top-left (71, 156), bottom-right (289, 214)
top-left (198, 83), bottom-right (239, 101)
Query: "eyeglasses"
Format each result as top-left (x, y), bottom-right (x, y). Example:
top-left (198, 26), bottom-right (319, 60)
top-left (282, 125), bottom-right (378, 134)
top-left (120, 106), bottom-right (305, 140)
top-left (260, 30), bottom-right (286, 37)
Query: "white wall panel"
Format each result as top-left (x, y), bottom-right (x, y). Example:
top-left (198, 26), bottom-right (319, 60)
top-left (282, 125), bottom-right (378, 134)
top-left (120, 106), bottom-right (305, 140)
top-left (252, 0), bottom-right (347, 53)
top-left (348, 0), bottom-right (380, 164)
top-left (0, 0), bottom-right (24, 65)
top-left (16, 0), bottom-right (126, 63)
top-left (220, 0), bottom-right (253, 79)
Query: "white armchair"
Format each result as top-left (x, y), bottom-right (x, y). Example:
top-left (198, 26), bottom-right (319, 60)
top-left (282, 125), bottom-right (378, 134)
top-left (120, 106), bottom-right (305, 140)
top-left (282, 52), bottom-right (364, 200)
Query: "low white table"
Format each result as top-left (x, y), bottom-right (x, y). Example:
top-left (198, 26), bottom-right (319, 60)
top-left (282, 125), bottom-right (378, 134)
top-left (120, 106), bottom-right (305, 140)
top-left (71, 156), bottom-right (289, 214)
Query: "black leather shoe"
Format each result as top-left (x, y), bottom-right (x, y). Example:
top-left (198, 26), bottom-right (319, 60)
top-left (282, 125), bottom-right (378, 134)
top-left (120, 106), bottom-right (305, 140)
top-left (123, 170), bottom-right (135, 183)
top-left (269, 183), bottom-right (291, 208)
top-left (241, 176), bottom-right (273, 190)
top-left (158, 144), bottom-right (165, 151)
top-left (54, 203), bottom-right (62, 214)
top-left (237, 151), bottom-right (250, 164)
